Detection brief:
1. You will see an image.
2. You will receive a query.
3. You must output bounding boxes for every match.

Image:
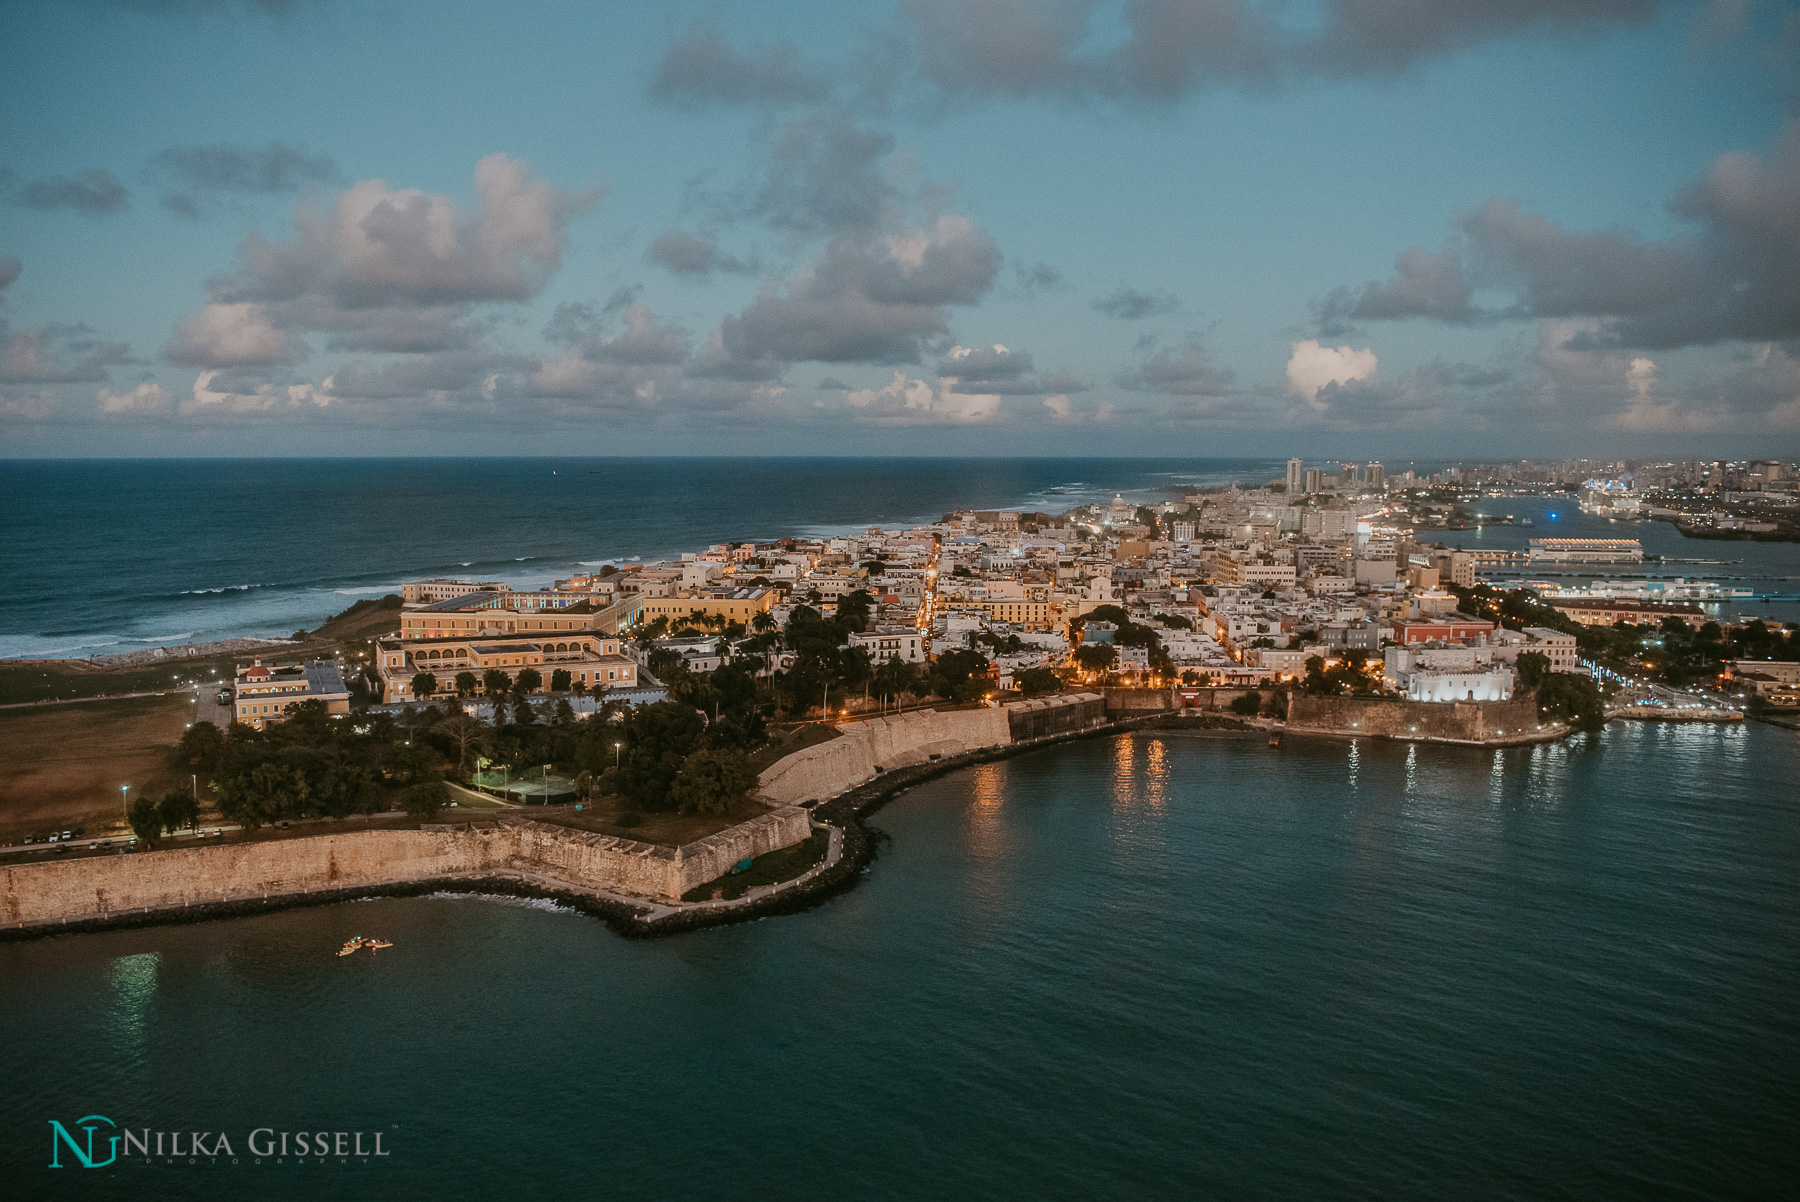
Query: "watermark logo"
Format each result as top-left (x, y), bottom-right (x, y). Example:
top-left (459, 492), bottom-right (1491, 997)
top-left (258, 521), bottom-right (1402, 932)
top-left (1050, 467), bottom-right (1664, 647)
top-left (47, 1115), bottom-right (118, 1169)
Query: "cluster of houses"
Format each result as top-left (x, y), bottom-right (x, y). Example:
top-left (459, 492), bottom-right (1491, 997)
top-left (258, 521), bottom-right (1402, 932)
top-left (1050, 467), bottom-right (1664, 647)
top-left (230, 459), bottom-right (1799, 729)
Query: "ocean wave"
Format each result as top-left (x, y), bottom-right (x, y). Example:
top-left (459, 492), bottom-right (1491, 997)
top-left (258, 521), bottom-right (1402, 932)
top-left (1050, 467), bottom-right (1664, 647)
top-left (333, 585), bottom-right (405, 596)
top-left (179, 583), bottom-right (261, 595)
top-left (128, 631), bottom-right (198, 643)
top-left (425, 890), bottom-right (578, 914)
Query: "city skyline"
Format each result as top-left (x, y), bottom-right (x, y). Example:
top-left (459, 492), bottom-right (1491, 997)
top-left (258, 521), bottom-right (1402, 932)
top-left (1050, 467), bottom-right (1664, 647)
top-left (3, 1), bottom-right (1799, 459)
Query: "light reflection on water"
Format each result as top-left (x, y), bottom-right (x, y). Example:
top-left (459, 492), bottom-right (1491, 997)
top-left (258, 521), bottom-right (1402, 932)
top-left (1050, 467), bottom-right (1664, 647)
top-left (1, 724), bottom-right (1796, 1201)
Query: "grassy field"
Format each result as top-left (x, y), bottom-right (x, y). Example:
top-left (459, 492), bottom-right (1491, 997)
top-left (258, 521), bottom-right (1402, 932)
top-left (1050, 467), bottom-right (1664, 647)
top-left (0, 655), bottom-right (241, 706)
top-left (527, 796), bottom-right (762, 846)
top-left (0, 694), bottom-right (194, 843)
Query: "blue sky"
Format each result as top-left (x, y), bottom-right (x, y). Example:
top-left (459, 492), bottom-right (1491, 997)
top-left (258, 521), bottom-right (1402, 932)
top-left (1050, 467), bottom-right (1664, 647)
top-left (1, 0), bottom-right (1797, 458)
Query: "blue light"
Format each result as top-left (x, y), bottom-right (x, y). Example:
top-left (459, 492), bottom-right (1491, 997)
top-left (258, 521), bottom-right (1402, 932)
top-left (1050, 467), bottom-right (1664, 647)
top-left (1548, 512), bottom-right (1558, 519)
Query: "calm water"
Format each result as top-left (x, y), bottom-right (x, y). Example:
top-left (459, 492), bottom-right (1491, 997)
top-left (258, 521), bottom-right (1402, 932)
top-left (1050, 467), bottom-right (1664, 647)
top-left (5, 725), bottom-right (1797, 1199)
top-left (0, 457), bottom-right (1275, 659)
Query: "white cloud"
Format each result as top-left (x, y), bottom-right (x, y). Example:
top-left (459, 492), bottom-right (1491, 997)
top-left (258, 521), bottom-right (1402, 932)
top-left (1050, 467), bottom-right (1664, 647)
top-left (1286, 339), bottom-right (1377, 402)
top-left (1604, 355), bottom-right (1724, 431)
top-left (183, 371), bottom-right (335, 416)
top-left (1043, 393), bottom-right (1114, 424)
top-left (97, 381), bottom-right (170, 415)
top-left (844, 370), bottom-right (1001, 424)
top-left (168, 303), bottom-right (292, 367)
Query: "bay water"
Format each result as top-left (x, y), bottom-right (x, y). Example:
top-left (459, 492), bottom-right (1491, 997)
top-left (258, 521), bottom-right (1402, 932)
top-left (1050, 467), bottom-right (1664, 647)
top-left (4, 724), bottom-right (1796, 1199)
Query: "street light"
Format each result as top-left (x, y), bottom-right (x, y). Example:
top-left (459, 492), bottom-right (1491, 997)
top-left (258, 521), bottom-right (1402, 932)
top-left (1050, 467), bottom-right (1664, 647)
top-left (120, 784), bottom-right (130, 823)
top-left (614, 742), bottom-right (623, 768)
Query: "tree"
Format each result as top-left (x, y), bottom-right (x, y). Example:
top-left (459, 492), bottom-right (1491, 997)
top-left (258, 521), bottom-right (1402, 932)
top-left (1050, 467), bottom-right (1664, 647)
top-left (668, 747), bottom-right (757, 815)
top-left (410, 671), bottom-right (438, 700)
top-left (483, 668), bottom-right (511, 711)
top-left (1515, 651), bottom-right (1551, 690)
top-left (930, 648), bottom-right (994, 702)
top-left (455, 671), bottom-right (479, 698)
top-left (618, 701), bottom-right (707, 810)
top-left (751, 611), bottom-right (776, 635)
top-left (515, 666), bottom-right (543, 694)
top-left (128, 795), bottom-right (165, 845)
top-left (1536, 672), bottom-right (1605, 732)
top-left (172, 721), bottom-right (225, 776)
top-left (434, 712), bottom-right (489, 772)
top-left (837, 589), bottom-right (873, 633)
top-left (550, 668), bottom-right (572, 693)
top-left (1074, 643), bottom-right (1117, 673)
top-left (1229, 690), bottom-right (1262, 716)
top-left (402, 779), bottom-right (450, 821)
top-left (1017, 666), bottom-right (1061, 697)
top-left (157, 789), bottom-right (198, 835)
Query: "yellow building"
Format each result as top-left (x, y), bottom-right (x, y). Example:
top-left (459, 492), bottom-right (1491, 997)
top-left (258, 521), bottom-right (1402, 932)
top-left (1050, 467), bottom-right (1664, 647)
top-left (375, 634), bottom-right (638, 703)
top-left (632, 586), bottom-right (777, 628)
top-left (233, 658), bottom-right (351, 730)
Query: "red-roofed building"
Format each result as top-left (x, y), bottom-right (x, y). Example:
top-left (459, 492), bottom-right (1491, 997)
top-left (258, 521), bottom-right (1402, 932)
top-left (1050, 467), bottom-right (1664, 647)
top-left (1391, 619), bottom-right (1497, 645)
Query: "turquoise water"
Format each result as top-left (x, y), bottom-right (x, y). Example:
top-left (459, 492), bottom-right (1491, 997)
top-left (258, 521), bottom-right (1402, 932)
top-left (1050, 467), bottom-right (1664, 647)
top-left (5, 724), bottom-right (1797, 1198)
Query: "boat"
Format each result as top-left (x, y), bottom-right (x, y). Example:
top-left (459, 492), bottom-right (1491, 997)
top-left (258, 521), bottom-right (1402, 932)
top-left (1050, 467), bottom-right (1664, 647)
top-left (336, 937), bottom-right (365, 957)
top-left (366, 939), bottom-right (394, 953)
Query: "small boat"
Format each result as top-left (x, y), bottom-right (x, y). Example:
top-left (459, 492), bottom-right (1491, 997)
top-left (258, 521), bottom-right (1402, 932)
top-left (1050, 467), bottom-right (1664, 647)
top-left (336, 936), bottom-right (365, 957)
top-left (365, 939), bottom-right (394, 953)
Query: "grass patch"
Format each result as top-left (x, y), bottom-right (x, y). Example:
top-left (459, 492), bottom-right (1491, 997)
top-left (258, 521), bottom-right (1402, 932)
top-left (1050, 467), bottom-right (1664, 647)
top-left (0, 694), bottom-right (195, 842)
top-left (681, 827), bottom-right (830, 903)
top-left (527, 798), bottom-right (760, 846)
top-left (0, 656), bottom-right (241, 707)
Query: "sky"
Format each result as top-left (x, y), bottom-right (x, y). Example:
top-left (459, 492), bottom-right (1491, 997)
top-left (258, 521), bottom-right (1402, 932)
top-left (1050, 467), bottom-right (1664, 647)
top-left (1, 0), bottom-right (1798, 460)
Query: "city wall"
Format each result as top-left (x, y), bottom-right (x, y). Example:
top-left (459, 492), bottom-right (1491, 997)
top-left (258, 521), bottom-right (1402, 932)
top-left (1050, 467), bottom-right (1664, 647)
top-left (1284, 693), bottom-right (1547, 743)
top-left (0, 808), bottom-right (812, 929)
top-left (757, 706), bottom-right (1015, 807)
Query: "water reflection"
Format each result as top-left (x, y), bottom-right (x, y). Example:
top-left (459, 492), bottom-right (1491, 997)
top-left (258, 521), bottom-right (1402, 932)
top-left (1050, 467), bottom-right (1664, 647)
top-left (107, 951), bottom-right (159, 1057)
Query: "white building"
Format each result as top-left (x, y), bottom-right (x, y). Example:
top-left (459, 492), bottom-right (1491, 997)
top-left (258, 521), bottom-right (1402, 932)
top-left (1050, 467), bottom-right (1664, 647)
top-left (850, 625), bottom-right (925, 664)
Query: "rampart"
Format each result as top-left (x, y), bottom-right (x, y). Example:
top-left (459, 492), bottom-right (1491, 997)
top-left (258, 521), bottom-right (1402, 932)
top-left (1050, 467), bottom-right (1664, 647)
top-left (1284, 693), bottom-right (1548, 743)
top-left (757, 706), bottom-right (1015, 806)
top-left (1005, 692), bottom-right (1107, 740)
top-left (0, 808), bottom-right (811, 929)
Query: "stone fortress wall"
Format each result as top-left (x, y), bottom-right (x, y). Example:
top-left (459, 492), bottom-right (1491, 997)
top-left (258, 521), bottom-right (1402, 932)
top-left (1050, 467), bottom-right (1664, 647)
top-left (1, 807), bottom-right (812, 929)
top-left (1284, 693), bottom-right (1547, 743)
top-left (757, 706), bottom-right (1017, 807)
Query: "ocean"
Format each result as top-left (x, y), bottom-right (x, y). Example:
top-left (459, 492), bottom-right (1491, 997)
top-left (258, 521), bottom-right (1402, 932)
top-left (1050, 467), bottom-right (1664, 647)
top-left (0, 457), bottom-right (1277, 661)
top-left (4, 725), bottom-right (1796, 1198)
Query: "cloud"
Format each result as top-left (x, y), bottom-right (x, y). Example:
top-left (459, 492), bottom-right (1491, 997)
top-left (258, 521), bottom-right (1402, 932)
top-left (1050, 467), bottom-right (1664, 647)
top-left (167, 302), bottom-right (294, 367)
top-left (1312, 239), bottom-right (1476, 335)
top-left (645, 230), bottom-right (757, 277)
top-left (0, 257), bottom-right (20, 295)
top-left (1013, 261), bottom-right (1065, 294)
top-left (898, 0), bottom-right (1665, 103)
top-left (183, 369), bottom-right (335, 416)
top-left (148, 141), bottom-right (334, 218)
top-left (167, 155), bottom-right (598, 374)
top-left (750, 109), bottom-right (900, 240)
top-left (1285, 339), bottom-right (1377, 401)
top-left (1315, 119), bottom-right (1800, 350)
top-left (844, 370), bottom-right (1002, 424)
top-left (0, 322), bottom-right (133, 384)
top-left (717, 214), bottom-right (1001, 365)
top-left (1092, 285), bottom-right (1181, 320)
top-left (1044, 393), bottom-right (1114, 424)
top-left (0, 387), bottom-right (59, 421)
top-left (1601, 354), bottom-right (1726, 432)
top-left (1116, 341), bottom-right (1235, 394)
top-left (214, 153), bottom-right (599, 309)
top-left (4, 168), bottom-right (128, 215)
top-left (97, 380), bottom-right (172, 416)
top-left (650, 21), bottom-right (831, 108)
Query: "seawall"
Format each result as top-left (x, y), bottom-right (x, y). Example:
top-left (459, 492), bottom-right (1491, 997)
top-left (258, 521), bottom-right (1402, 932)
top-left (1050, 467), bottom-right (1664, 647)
top-left (1284, 693), bottom-right (1551, 744)
top-left (757, 705), bottom-right (1015, 806)
top-left (0, 808), bottom-right (811, 931)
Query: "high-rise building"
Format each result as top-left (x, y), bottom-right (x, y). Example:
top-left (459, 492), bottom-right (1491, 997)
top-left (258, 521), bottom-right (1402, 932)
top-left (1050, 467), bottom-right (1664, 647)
top-left (1304, 468), bottom-right (1325, 494)
top-left (1366, 462), bottom-right (1385, 489)
top-left (1286, 458), bottom-right (1304, 495)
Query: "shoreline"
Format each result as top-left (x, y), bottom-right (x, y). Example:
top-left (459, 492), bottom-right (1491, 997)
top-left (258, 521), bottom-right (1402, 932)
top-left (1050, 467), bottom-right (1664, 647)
top-left (0, 712), bottom-right (1249, 945)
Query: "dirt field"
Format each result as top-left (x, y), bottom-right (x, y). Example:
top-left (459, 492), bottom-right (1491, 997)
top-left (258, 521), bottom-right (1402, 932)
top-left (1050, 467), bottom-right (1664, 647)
top-left (0, 695), bottom-right (193, 843)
